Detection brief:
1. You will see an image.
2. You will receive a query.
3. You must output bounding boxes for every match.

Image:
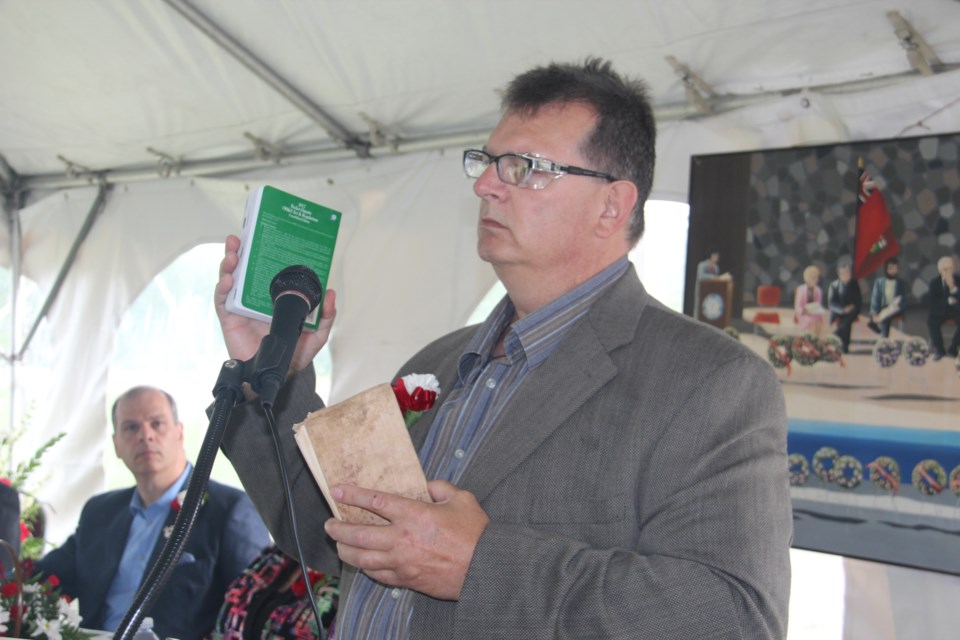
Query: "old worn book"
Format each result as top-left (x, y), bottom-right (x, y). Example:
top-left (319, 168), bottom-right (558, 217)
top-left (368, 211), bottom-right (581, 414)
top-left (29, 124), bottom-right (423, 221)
top-left (292, 383), bottom-right (430, 525)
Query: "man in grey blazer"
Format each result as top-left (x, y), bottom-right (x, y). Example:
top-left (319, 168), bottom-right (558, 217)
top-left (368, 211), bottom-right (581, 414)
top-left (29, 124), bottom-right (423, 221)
top-left (216, 58), bottom-right (792, 638)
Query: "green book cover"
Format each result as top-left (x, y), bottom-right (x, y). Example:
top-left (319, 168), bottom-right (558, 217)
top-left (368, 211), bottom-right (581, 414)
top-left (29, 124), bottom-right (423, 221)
top-left (226, 186), bottom-right (341, 331)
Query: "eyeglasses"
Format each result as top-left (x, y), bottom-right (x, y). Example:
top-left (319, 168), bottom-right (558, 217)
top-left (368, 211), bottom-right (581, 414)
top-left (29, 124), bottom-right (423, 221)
top-left (462, 149), bottom-right (619, 190)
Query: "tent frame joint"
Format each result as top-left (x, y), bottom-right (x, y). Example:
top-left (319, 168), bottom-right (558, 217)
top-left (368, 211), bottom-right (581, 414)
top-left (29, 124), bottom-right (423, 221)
top-left (243, 132), bottom-right (284, 164)
top-left (146, 147), bottom-right (183, 178)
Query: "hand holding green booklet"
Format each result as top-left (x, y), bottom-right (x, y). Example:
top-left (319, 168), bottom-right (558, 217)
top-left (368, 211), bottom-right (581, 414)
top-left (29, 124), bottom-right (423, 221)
top-left (225, 185), bottom-right (341, 331)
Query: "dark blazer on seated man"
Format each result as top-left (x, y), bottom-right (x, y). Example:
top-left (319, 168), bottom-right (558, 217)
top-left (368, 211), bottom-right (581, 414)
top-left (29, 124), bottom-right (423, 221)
top-left (0, 481), bottom-right (21, 561)
top-left (34, 386), bottom-right (269, 640)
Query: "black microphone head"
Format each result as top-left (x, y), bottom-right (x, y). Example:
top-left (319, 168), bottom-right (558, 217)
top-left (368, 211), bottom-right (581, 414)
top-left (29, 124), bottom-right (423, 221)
top-left (269, 265), bottom-right (324, 311)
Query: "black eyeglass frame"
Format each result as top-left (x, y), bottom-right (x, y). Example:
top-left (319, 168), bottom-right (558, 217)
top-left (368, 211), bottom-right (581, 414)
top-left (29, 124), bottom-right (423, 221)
top-left (462, 149), bottom-right (620, 189)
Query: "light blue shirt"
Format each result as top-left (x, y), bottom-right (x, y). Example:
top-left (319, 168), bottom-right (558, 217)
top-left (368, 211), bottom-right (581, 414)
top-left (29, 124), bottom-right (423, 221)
top-left (101, 463), bottom-right (191, 631)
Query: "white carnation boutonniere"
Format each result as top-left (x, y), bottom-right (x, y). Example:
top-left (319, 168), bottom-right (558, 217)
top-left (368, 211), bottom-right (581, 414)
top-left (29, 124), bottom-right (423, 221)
top-left (391, 373), bottom-right (441, 428)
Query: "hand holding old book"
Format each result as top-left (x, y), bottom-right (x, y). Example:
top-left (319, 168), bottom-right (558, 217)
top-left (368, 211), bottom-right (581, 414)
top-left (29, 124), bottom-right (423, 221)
top-left (293, 375), bottom-right (440, 525)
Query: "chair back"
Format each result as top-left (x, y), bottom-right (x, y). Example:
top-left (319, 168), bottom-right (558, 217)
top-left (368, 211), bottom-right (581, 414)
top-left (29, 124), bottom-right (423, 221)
top-left (757, 285), bottom-right (781, 307)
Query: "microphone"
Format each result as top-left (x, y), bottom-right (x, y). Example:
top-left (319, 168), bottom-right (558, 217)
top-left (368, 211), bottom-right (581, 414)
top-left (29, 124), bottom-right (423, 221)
top-left (249, 265), bottom-right (324, 409)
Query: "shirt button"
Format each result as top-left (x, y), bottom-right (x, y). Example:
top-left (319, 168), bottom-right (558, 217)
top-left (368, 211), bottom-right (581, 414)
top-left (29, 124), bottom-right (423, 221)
top-left (485, 378), bottom-right (496, 389)
top-left (391, 588), bottom-right (401, 599)
top-left (454, 449), bottom-right (465, 459)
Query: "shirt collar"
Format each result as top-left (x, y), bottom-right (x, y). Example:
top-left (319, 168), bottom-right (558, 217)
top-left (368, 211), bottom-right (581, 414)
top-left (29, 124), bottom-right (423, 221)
top-left (130, 462), bottom-right (192, 516)
top-left (457, 257), bottom-right (630, 379)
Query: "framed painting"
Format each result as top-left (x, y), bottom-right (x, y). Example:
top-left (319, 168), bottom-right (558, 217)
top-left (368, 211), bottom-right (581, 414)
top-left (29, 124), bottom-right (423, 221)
top-left (685, 133), bottom-right (960, 574)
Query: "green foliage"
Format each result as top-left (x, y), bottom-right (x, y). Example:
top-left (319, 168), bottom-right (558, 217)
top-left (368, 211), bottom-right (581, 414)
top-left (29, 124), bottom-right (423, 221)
top-left (8, 433), bottom-right (65, 491)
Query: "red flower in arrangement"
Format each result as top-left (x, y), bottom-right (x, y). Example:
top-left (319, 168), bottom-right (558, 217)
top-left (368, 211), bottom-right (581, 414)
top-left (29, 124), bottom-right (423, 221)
top-left (0, 538), bottom-right (85, 638)
top-left (391, 373), bottom-right (441, 428)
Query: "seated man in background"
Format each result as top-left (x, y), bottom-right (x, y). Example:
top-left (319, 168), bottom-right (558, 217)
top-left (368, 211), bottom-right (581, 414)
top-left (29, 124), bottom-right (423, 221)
top-left (868, 257), bottom-right (906, 337)
top-left (35, 386), bottom-right (269, 639)
top-left (927, 255), bottom-right (960, 360)
top-left (827, 261), bottom-right (862, 353)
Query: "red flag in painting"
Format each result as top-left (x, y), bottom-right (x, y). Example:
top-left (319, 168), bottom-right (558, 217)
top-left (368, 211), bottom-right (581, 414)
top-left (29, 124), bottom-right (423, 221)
top-left (854, 168), bottom-right (899, 280)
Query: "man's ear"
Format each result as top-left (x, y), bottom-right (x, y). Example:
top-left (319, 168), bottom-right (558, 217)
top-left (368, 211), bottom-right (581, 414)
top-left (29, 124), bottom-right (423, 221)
top-left (596, 180), bottom-right (638, 239)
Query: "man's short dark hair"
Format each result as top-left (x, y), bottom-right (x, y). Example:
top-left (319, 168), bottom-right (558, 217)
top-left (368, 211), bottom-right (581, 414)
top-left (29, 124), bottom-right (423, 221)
top-left (111, 386), bottom-right (179, 431)
top-left (502, 57), bottom-right (656, 244)
top-left (885, 257), bottom-right (899, 268)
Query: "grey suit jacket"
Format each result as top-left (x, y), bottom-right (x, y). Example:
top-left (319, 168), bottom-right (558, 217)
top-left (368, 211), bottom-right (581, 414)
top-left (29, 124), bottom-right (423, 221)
top-left (222, 269), bottom-right (792, 639)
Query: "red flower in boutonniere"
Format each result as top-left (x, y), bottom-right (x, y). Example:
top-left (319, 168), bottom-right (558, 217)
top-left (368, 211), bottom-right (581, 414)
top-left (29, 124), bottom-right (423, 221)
top-left (166, 488), bottom-right (210, 539)
top-left (391, 373), bottom-right (441, 428)
top-left (170, 488), bottom-right (210, 512)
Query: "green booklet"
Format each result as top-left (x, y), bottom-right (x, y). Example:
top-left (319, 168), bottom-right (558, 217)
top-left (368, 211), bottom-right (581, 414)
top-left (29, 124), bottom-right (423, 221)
top-left (225, 185), bottom-right (341, 331)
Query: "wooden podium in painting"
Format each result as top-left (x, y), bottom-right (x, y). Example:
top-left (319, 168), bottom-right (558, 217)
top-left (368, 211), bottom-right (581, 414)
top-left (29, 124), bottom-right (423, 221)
top-left (695, 278), bottom-right (733, 329)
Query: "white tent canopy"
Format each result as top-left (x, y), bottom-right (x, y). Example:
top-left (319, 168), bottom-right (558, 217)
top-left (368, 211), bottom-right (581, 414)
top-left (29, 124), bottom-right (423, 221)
top-left (2, 1), bottom-right (960, 632)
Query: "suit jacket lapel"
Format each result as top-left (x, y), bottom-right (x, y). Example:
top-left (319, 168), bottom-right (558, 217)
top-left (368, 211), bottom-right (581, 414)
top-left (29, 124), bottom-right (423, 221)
top-left (461, 270), bottom-right (648, 503)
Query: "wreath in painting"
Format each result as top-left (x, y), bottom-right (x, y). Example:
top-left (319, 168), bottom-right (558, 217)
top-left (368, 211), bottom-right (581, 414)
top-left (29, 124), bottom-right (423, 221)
top-left (911, 459), bottom-right (946, 496)
top-left (788, 453), bottom-right (810, 486)
top-left (812, 446), bottom-right (839, 483)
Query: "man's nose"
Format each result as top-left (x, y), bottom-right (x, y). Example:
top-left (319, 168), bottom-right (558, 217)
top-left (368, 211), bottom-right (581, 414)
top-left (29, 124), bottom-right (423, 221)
top-left (473, 163), bottom-right (505, 198)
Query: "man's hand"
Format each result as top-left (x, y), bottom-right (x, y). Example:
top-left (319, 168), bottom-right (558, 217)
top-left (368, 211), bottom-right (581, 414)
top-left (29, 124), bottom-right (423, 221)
top-left (214, 234), bottom-right (337, 370)
top-left (323, 481), bottom-right (490, 601)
